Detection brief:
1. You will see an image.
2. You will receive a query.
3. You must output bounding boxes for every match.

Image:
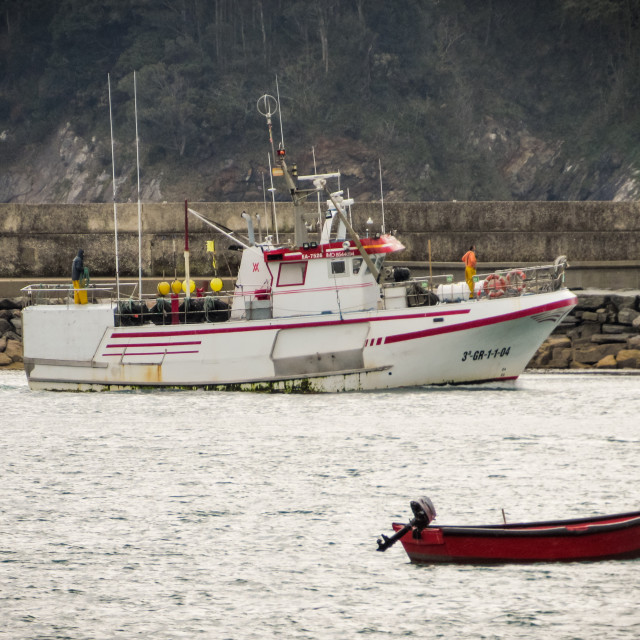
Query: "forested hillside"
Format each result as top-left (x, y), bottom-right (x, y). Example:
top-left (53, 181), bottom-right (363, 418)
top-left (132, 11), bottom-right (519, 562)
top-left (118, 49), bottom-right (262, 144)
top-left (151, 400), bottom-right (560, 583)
top-left (2, 0), bottom-right (640, 203)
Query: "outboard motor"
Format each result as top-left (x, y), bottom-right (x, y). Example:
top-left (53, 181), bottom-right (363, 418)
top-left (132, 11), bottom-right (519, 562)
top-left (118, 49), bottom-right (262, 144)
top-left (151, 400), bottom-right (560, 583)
top-left (377, 496), bottom-right (437, 552)
top-left (410, 496), bottom-right (437, 529)
top-left (410, 497), bottom-right (436, 538)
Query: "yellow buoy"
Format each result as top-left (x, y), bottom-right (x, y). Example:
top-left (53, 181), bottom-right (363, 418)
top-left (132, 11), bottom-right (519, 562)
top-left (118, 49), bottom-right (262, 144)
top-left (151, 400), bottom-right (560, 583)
top-left (182, 279), bottom-right (196, 293)
top-left (170, 280), bottom-right (182, 294)
top-left (210, 277), bottom-right (223, 292)
top-left (157, 281), bottom-right (170, 296)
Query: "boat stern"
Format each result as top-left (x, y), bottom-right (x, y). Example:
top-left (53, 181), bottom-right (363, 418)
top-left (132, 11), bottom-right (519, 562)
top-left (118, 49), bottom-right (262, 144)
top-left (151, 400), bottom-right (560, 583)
top-left (22, 303), bottom-right (115, 382)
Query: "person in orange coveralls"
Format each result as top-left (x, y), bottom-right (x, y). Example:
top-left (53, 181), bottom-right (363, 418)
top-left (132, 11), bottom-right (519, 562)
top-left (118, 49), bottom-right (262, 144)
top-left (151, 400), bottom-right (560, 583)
top-left (461, 245), bottom-right (477, 299)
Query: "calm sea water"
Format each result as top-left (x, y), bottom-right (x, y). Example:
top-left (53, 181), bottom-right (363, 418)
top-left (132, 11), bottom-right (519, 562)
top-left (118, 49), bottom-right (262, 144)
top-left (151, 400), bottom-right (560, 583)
top-left (1, 369), bottom-right (639, 639)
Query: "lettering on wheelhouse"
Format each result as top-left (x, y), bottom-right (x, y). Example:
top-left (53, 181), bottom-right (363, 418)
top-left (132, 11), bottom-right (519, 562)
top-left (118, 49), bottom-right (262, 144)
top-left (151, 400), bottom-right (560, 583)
top-left (461, 346), bottom-right (511, 362)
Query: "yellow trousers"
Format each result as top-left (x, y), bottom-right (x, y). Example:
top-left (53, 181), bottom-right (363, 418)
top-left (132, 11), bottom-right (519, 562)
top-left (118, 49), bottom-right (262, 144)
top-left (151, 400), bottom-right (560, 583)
top-left (73, 280), bottom-right (88, 305)
top-left (465, 266), bottom-right (476, 299)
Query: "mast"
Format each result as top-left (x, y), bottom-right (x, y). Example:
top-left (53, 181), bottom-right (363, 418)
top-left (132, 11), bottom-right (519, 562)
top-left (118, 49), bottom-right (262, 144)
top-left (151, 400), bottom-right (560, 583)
top-left (257, 93), bottom-right (309, 247)
top-left (257, 92), bottom-right (380, 280)
top-left (134, 71), bottom-right (143, 300)
top-left (184, 199), bottom-right (191, 299)
top-left (379, 158), bottom-right (386, 235)
top-left (107, 73), bottom-right (121, 299)
top-left (267, 153), bottom-right (279, 243)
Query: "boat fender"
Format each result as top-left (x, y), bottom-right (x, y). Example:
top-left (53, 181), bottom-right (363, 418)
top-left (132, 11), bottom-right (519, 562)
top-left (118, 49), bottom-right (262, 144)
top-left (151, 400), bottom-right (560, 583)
top-left (483, 273), bottom-right (506, 298)
top-left (506, 269), bottom-right (526, 293)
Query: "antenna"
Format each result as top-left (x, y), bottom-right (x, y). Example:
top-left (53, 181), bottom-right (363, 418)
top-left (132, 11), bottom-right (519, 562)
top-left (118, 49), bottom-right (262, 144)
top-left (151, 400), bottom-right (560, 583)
top-left (275, 75), bottom-right (285, 148)
top-left (267, 153), bottom-right (279, 243)
top-left (312, 146), bottom-right (321, 232)
top-left (134, 70), bottom-right (142, 300)
top-left (379, 158), bottom-right (386, 235)
top-left (107, 73), bottom-right (121, 300)
top-left (257, 94), bottom-right (278, 169)
top-left (261, 172), bottom-right (270, 237)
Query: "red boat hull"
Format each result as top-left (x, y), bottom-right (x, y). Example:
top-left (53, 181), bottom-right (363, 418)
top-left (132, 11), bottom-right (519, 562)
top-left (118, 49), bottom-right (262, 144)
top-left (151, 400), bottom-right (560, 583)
top-left (392, 511), bottom-right (640, 563)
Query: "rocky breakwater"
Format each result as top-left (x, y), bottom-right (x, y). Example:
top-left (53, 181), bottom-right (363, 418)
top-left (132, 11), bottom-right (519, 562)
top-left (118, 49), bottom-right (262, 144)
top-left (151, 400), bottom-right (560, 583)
top-left (0, 297), bottom-right (23, 369)
top-left (529, 290), bottom-right (640, 370)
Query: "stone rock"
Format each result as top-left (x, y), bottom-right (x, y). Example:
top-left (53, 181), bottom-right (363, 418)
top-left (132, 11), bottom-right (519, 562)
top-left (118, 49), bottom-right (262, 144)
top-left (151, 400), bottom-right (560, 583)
top-left (1, 330), bottom-right (21, 343)
top-left (627, 335), bottom-right (640, 348)
top-left (595, 354), bottom-right (617, 369)
top-left (548, 347), bottom-right (572, 368)
top-left (10, 317), bottom-right (22, 334)
top-left (616, 349), bottom-right (640, 368)
top-left (581, 311), bottom-right (600, 322)
top-left (576, 294), bottom-right (608, 310)
top-left (0, 297), bottom-right (22, 310)
top-left (0, 317), bottom-right (12, 335)
top-left (591, 333), bottom-right (631, 344)
top-left (0, 336), bottom-right (6, 352)
top-left (4, 339), bottom-right (23, 362)
top-left (546, 336), bottom-right (572, 349)
top-left (618, 308), bottom-right (640, 325)
top-left (0, 352), bottom-right (12, 366)
top-left (573, 343), bottom-right (626, 364)
top-left (610, 293), bottom-right (638, 310)
top-left (633, 316), bottom-right (640, 332)
top-left (566, 327), bottom-right (581, 340)
top-left (602, 324), bottom-right (626, 334)
top-left (528, 346), bottom-right (552, 368)
top-left (570, 360), bottom-right (591, 369)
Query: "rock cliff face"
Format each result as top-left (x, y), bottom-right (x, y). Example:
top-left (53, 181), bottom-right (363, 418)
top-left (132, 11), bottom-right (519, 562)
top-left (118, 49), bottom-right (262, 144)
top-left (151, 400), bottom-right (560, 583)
top-left (2, 118), bottom-right (639, 204)
top-left (0, 123), bottom-right (164, 204)
top-left (472, 118), bottom-right (640, 202)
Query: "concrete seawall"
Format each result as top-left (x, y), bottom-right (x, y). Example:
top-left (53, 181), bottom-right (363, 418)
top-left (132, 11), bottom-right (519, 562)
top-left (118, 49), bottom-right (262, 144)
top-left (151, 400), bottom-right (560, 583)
top-left (1, 201), bottom-right (639, 288)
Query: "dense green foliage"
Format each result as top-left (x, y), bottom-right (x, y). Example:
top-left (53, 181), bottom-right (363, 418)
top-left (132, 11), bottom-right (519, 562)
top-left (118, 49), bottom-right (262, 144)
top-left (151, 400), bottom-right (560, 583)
top-left (2, 0), bottom-right (640, 200)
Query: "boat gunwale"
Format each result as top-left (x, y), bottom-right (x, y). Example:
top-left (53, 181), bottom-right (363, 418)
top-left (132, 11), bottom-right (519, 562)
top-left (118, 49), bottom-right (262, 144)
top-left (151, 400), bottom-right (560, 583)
top-left (392, 510), bottom-right (640, 539)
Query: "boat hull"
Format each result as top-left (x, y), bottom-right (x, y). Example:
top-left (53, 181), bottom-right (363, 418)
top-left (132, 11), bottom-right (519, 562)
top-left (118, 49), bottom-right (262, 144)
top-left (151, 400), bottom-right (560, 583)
top-left (391, 511), bottom-right (640, 563)
top-left (22, 289), bottom-right (576, 392)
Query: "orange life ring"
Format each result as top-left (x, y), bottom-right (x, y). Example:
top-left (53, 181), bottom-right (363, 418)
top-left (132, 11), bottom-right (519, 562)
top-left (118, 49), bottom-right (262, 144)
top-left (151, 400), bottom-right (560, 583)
top-left (483, 273), bottom-right (507, 298)
top-left (506, 269), bottom-right (526, 293)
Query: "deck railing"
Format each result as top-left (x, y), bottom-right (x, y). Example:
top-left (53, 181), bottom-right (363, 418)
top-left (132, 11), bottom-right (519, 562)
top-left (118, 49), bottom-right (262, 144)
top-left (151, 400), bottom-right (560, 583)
top-left (382, 257), bottom-right (568, 306)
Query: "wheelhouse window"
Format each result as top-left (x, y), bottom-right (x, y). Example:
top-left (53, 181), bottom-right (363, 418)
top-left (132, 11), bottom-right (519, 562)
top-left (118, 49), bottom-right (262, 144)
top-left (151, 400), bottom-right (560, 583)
top-left (352, 257), bottom-right (364, 274)
top-left (277, 261), bottom-right (307, 286)
top-left (330, 260), bottom-right (347, 277)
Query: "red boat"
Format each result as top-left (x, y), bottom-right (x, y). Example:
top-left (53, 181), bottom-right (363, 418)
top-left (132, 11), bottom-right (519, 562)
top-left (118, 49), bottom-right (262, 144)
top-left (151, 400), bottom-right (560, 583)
top-left (377, 498), bottom-right (640, 563)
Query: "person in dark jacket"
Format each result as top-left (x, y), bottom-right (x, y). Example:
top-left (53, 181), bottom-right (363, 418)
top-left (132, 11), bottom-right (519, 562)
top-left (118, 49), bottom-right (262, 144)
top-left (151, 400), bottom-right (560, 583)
top-left (72, 249), bottom-right (87, 304)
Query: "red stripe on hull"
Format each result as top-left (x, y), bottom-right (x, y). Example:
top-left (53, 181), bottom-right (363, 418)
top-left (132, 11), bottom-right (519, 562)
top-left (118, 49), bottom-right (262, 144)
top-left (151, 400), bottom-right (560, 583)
top-left (102, 350), bottom-right (200, 357)
top-left (109, 308), bottom-right (471, 340)
top-left (105, 341), bottom-right (201, 348)
top-left (385, 297), bottom-right (575, 345)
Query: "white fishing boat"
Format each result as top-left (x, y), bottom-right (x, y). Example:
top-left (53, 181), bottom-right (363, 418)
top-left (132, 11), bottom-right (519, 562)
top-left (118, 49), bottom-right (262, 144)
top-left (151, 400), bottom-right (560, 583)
top-left (21, 94), bottom-right (576, 392)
